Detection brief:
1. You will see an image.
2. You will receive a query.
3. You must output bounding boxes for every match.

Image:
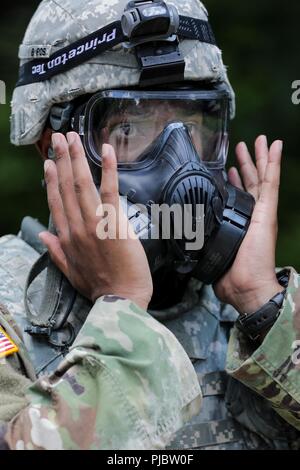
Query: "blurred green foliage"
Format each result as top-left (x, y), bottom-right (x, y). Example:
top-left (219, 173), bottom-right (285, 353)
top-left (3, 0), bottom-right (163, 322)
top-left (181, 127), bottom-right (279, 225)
top-left (0, 0), bottom-right (299, 269)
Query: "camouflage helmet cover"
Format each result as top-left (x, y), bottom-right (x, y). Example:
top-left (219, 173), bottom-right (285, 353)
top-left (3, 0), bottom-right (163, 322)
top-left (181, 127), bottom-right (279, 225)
top-left (10, 0), bottom-right (235, 146)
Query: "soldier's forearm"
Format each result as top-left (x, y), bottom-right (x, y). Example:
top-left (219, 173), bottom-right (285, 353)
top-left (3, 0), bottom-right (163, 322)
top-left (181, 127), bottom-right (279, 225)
top-left (4, 296), bottom-right (201, 450)
top-left (226, 267), bottom-right (300, 431)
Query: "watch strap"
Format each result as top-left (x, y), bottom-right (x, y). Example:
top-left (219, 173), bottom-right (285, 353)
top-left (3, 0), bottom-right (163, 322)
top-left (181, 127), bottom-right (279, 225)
top-left (237, 289), bottom-right (286, 341)
top-left (236, 269), bottom-right (290, 342)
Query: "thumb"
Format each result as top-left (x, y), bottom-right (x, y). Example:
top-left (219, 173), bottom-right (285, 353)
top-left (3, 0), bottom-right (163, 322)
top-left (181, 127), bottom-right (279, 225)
top-left (39, 231), bottom-right (69, 276)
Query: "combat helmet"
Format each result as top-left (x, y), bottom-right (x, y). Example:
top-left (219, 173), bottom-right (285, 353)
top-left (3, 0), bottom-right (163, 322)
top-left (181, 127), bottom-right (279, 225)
top-left (11, 0), bottom-right (235, 146)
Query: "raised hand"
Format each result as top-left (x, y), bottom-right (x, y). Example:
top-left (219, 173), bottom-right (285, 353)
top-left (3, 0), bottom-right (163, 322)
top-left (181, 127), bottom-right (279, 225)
top-left (214, 135), bottom-right (284, 314)
top-left (39, 132), bottom-right (153, 310)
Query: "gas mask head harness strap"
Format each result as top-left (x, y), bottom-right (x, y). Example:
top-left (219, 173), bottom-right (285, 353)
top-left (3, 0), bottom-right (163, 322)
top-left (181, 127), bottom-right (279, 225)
top-left (16, 0), bottom-right (217, 88)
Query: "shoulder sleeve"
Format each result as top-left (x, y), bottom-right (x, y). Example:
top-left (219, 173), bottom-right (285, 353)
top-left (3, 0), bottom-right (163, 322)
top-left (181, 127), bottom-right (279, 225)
top-left (5, 296), bottom-right (201, 450)
top-left (226, 268), bottom-right (300, 430)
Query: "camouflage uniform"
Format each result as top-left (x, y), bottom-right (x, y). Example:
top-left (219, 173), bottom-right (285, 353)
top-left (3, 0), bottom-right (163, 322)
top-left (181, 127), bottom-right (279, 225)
top-left (1, 232), bottom-right (300, 450)
top-left (4, 0), bottom-right (300, 451)
top-left (158, 278), bottom-right (300, 449)
top-left (0, 234), bottom-right (201, 450)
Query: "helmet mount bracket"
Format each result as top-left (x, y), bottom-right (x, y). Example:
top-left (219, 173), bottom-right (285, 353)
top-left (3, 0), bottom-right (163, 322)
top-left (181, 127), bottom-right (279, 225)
top-left (136, 38), bottom-right (185, 87)
top-left (122, 0), bottom-right (185, 86)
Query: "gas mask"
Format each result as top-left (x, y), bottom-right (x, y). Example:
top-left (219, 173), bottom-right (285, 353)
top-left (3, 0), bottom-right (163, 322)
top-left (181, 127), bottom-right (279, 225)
top-left (50, 86), bottom-right (255, 285)
top-left (18, 0), bottom-right (253, 350)
top-left (18, 0), bottom-right (251, 284)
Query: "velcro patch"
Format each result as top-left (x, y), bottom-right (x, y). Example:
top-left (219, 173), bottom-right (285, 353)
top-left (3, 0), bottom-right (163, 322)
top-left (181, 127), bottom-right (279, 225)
top-left (18, 44), bottom-right (53, 59)
top-left (0, 327), bottom-right (18, 358)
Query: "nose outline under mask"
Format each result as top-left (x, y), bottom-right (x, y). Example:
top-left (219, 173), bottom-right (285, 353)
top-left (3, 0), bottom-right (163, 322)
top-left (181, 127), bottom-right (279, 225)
top-left (116, 121), bottom-right (222, 205)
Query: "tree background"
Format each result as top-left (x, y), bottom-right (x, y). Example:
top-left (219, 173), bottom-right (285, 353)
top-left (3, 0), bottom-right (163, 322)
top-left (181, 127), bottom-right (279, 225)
top-left (0, 0), bottom-right (299, 269)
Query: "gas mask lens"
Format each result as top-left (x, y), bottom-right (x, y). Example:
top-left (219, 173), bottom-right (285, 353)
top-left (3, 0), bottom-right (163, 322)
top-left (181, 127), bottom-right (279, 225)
top-left (71, 88), bottom-right (254, 285)
top-left (84, 90), bottom-right (229, 168)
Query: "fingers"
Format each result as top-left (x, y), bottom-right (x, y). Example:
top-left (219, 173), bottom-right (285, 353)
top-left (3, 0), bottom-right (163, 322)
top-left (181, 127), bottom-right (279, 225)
top-left (44, 159), bottom-right (69, 240)
top-left (258, 140), bottom-right (283, 223)
top-left (52, 133), bottom-right (82, 229)
top-left (254, 135), bottom-right (269, 185)
top-left (38, 231), bottom-right (69, 277)
top-left (100, 144), bottom-right (119, 207)
top-left (235, 142), bottom-right (259, 199)
top-left (228, 167), bottom-right (244, 190)
top-left (66, 132), bottom-right (100, 222)
top-left (99, 144), bottom-right (136, 240)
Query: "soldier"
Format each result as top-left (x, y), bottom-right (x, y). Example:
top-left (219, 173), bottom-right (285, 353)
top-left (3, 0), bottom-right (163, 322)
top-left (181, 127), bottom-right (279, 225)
top-left (1, 0), bottom-right (300, 450)
top-left (0, 145), bottom-right (201, 450)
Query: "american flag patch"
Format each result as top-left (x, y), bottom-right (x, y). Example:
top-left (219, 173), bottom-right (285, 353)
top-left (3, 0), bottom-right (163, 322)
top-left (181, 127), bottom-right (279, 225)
top-left (0, 326), bottom-right (18, 358)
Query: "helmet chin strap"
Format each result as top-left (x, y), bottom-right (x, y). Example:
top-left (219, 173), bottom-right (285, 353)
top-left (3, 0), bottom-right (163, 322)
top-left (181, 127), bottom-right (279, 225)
top-left (24, 215), bottom-right (77, 341)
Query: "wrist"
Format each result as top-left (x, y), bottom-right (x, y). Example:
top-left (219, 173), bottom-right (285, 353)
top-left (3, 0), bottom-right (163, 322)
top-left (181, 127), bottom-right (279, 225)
top-left (116, 284), bottom-right (153, 311)
top-left (236, 287), bottom-right (287, 343)
top-left (95, 293), bottom-right (150, 311)
top-left (227, 281), bottom-right (285, 315)
top-left (95, 291), bottom-right (151, 311)
top-left (130, 298), bottom-right (150, 311)
top-left (117, 288), bottom-right (152, 311)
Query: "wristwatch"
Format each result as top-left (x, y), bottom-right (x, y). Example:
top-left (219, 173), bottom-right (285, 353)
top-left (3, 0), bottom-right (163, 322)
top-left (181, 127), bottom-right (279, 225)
top-left (236, 270), bottom-right (290, 342)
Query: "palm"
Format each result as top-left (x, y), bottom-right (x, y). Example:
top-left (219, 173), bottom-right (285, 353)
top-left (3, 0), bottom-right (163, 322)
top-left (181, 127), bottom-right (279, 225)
top-left (214, 135), bottom-right (283, 313)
